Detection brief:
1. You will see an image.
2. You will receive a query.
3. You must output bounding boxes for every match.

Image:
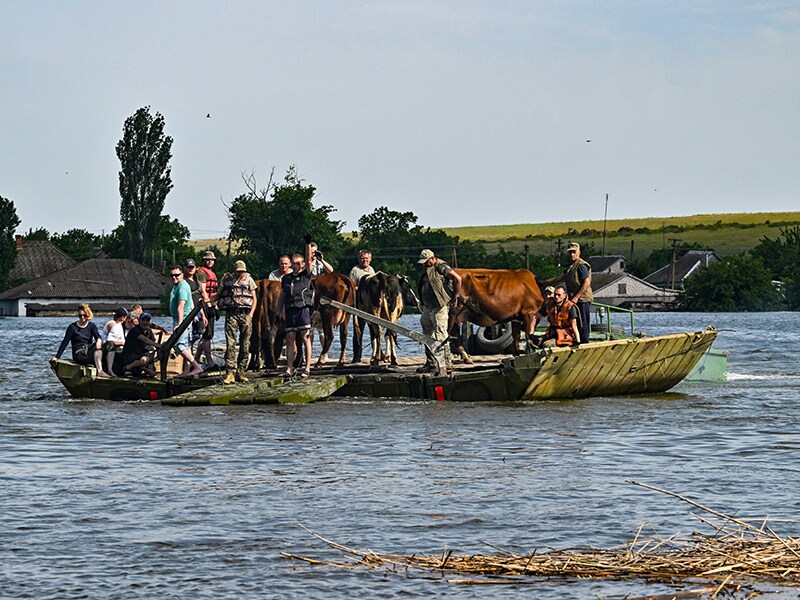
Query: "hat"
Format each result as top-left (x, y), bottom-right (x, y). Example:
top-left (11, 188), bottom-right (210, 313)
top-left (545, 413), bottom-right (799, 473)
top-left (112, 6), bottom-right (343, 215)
top-left (566, 242), bottom-right (580, 252)
top-left (139, 312), bottom-right (152, 321)
top-left (234, 260), bottom-right (247, 272)
top-left (202, 251), bottom-right (216, 260)
top-left (113, 307), bottom-right (128, 319)
top-left (184, 258), bottom-right (196, 268)
top-left (544, 286), bottom-right (555, 295)
top-left (418, 249), bottom-right (435, 263)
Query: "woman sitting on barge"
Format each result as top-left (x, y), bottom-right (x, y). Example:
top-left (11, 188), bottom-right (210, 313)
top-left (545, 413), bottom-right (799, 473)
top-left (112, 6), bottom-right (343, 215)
top-left (50, 303), bottom-right (111, 378)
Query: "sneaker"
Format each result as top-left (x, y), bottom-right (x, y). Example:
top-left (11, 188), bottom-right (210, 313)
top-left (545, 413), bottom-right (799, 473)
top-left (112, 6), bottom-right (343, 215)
top-left (222, 372), bottom-right (236, 384)
top-left (235, 371), bottom-right (249, 383)
top-left (416, 364), bottom-right (436, 374)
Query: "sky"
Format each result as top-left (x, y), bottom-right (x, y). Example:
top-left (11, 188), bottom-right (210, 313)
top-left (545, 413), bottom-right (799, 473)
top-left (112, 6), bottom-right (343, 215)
top-left (1, 1), bottom-right (798, 239)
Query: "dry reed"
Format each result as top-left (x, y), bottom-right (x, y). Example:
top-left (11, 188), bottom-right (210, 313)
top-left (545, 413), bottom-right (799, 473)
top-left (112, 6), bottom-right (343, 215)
top-left (282, 481), bottom-right (800, 595)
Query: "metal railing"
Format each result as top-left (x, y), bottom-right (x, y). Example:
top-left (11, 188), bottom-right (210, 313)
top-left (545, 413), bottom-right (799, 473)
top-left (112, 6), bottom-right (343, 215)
top-left (590, 302), bottom-right (635, 341)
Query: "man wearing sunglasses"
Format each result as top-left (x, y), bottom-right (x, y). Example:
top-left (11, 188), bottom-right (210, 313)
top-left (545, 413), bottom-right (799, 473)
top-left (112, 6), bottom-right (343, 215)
top-left (169, 267), bottom-right (204, 377)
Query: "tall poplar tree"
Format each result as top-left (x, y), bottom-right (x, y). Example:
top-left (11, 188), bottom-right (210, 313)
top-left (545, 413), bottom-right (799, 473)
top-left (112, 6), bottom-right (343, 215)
top-left (0, 195), bottom-right (21, 291)
top-left (115, 106), bottom-right (173, 263)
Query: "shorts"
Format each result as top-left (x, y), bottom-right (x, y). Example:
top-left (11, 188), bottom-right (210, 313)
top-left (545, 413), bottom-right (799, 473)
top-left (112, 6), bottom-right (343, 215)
top-left (174, 329), bottom-right (191, 354)
top-left (285, 306), bottom-right (311, 332)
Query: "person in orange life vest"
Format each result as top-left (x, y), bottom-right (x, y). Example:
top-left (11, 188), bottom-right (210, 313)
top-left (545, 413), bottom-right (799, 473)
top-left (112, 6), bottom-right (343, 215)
top-left (194, 250), bottom-right (219, 368)
top-left (542, 286), bottom-right (581, 348)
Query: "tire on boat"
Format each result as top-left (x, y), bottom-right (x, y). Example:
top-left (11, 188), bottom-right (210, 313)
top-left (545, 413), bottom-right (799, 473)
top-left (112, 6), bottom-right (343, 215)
top-left (475, 324), bottom-right (514, 354)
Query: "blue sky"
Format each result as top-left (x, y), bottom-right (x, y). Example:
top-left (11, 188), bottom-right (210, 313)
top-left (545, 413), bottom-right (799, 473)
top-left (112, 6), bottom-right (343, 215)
top-left (1, 1), bottom-right (798, 239)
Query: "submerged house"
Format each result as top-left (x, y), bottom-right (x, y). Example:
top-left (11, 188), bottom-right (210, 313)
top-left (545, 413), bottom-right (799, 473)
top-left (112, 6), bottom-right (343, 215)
top-left (7, 236), bottom-right (76, 284)
top-left (584, 255), bottom-right (678, 309)
top-left (0, 259), bottom-right (169, 316)
top-left (645, 250), bottom-right (721, 290)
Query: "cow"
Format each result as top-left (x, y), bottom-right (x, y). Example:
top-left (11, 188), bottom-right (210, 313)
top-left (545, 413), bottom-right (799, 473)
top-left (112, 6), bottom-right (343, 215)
top-left (248, 279), bottom-right (284, 370)
top-left (311, 272), bottom-right (356, 367)
top-left (448, 268), bottom-right (544, 360)
top-left (352, 273), bottom-right (419, 365)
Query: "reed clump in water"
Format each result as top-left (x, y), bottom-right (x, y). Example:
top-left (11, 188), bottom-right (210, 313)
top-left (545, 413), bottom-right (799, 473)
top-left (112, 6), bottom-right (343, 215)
top-left (282, 481), bottom-right (800, 593)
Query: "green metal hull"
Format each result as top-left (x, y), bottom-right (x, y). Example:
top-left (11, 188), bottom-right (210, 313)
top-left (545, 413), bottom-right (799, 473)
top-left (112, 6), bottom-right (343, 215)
top-left (51, 329), bottom-right (719, 404)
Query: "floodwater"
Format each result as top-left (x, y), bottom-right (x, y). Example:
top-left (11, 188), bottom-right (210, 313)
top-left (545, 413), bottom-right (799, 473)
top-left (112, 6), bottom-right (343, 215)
top-left (1, 312), bottom-right (799, 598)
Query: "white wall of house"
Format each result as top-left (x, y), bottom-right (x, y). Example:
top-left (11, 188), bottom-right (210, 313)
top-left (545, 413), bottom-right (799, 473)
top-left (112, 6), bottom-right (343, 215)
top-left (594, 275), bottom-right (678, 306)
top-left (0, 297), bottom-right (157, 317)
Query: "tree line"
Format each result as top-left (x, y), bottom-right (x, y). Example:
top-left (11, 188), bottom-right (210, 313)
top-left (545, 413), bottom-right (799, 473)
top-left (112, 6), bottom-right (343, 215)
top-left (0, 106), bottom-right (798, 311)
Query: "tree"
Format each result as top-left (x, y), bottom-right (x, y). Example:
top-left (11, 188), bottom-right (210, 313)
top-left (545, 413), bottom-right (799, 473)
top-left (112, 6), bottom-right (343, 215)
top-left (228, 166), bottom-right (344, 276)
top-left (23, 227), bottom-right (50, 241)
top-left (0, 195), bottom-right (21, 291)
top-left (750, 226), bottom-right (800, 280)
top-left (678, 254), bottom-right (782, 312)
top-left (104, 214), bottom-right (193, 269)
top-left (51, 229), bottom-right (102, 262)
top-left (116, 106), bottom-right (173, 263)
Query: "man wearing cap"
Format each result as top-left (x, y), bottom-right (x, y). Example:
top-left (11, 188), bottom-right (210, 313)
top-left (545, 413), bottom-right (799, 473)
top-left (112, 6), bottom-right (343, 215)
top-left (195, 251), bottom-right (218, 368)
top-left (215, 260), bottom-right (257, 383)
top-left (122, 312), bottom-right (162, 378)
top-left (542, 242), bottom-right (593, 344)
top-left (416, 248), bottom-right (462, 374)
top-left (532, 286), bottom-right (555, 334)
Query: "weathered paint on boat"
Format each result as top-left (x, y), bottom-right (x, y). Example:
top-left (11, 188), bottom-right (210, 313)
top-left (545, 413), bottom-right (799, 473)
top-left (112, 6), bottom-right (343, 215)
top-left (162, 375), bottom-right (350, 406)
top-left (50, 359), bottom-right (211, 401)
top-left (521, 329), bottom-right (717, 400)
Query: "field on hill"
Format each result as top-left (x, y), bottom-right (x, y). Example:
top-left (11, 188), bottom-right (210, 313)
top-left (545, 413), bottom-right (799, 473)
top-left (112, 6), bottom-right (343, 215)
top-left (444, 212), bottom-right (800, 257)
top-left (189, 212), bottom-right (800, 260)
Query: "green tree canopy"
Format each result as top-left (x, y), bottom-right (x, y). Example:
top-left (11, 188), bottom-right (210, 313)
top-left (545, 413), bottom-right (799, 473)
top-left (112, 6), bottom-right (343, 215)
top-left (116, 106), bottom-right (173, 263)
top-left (678, 254), bottom-right (782, 312)
top-left (0, 195), bottom-right (21, 291)
top-left (51, 229), bottom-right (102, 262)
top-left (23, 227), bottom-right (50, 241)
top-left (104, 214), bottom-right (193, 270)
top-left (228, 166), bottom-right (344, 277)
top-left (750, 226), bottom-right (800, 280)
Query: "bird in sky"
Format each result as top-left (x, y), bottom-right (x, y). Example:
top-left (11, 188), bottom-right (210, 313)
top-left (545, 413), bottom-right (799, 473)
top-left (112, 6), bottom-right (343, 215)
top-left (206, 113), bottom-right (211, 118)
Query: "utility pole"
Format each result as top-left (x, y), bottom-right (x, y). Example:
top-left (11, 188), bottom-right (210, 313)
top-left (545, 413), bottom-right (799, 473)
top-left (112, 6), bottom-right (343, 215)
top-left (555, 238), bottom-right (563, 267)
top-left (602, 193), bottom-right (608, 256)
top-left (523, 244), bottom-right (530, 270)
top-left (451, 247), bottom-right (458, 269)
top-left (669, 238), bottom-right (682, 290)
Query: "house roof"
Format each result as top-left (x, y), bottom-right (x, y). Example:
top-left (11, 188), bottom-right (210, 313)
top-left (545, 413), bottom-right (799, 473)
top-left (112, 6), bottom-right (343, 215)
top-left (591, 273), bottom-right (626, 291)
top-left (0, 258), bottom-right (169, 300)
top-left (587, 255), bottom-right (626, 273)
top-left (8, 240), bottom-right (76, 282)
top-left (644, 251), bottom-right (721, 287)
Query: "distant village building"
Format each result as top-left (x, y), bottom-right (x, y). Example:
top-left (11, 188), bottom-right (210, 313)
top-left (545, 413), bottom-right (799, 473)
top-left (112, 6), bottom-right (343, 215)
top-left (587, 255), bottom-right (626, 274)
top-left (645, 250), bottom-right (721, 290)
top-left (580, 254), bottom-right (678, 309)
top-left (592, 272), bottom-right (679, 310)
top-left (7, 236), bottom-right (76, 283)
top-left (0, 259), bottom-right (169, 317)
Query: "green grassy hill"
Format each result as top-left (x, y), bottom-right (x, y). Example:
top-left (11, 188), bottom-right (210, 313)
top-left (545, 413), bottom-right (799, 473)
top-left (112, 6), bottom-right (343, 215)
top-left (443, 212), bottom-right (800, 257)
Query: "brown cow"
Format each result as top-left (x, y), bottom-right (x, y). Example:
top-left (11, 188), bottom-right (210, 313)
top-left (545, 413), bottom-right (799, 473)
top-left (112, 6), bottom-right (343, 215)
top-left (311, 272), bottom-right (356, 366)
top-left (353, 272), bottom-right (417, 365)
top-left (449, 268), bottom-right (544, 358)
top-left (248, 279), bottom-right (284, 370)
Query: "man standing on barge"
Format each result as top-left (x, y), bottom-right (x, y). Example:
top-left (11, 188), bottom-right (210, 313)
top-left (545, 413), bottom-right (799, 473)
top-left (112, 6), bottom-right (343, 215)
top-left (416, 248), bottom-right (462, 374)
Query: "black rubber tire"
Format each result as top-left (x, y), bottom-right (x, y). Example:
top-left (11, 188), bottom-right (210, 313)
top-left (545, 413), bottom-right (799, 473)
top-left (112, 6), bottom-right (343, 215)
top-left (475, 324), bottom-right (514, 353)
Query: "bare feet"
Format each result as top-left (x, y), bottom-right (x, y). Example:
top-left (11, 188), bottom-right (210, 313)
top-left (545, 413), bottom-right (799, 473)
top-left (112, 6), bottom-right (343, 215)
top-left (187, 365), bottom-right (204, 377)
top-left (97, 370), bottom-right (112, 378)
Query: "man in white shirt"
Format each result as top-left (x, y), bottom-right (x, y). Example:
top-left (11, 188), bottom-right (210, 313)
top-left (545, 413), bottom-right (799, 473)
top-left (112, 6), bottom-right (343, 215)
top-left (349, 249), bottom-right (376, 285)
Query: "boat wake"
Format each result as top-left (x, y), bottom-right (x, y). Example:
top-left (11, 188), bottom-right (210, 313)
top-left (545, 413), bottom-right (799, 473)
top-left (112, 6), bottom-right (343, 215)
top-left (728, 372), bottom-right (800, 381)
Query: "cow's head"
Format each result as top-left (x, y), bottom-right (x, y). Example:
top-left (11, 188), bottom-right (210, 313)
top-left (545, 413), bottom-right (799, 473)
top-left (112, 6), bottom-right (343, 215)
top-left (397, 275), bottom-right (420, 309)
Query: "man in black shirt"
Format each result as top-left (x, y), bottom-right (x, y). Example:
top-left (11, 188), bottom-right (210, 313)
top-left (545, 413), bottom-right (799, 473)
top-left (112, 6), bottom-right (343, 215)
top-left (122, 313), bottom-right (162, 377)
